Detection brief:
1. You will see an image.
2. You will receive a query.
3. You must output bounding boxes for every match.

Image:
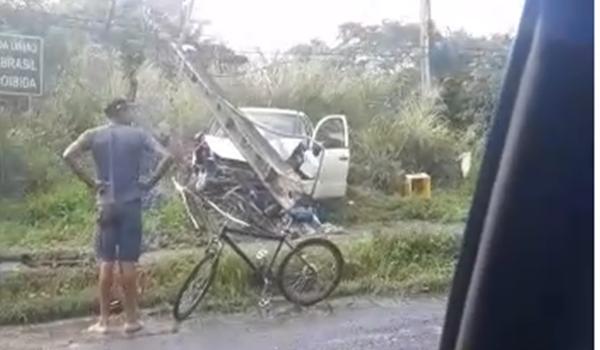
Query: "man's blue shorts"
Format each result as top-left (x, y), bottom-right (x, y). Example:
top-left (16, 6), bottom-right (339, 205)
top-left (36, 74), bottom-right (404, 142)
top-left (95, 200), bottom-right (142, 262)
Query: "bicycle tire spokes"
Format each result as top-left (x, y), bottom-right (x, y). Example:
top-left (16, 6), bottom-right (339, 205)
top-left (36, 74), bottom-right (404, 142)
top-left (180, 272), bottom-right (211, 309)
top-left (286, 260), bottom-right (324, 295)
top-left (280, 244), bottom-right (340, 302)
top-left (178, 258), bottom-right (215, 313)
top-left (173, 251), bottom-right (221, 321)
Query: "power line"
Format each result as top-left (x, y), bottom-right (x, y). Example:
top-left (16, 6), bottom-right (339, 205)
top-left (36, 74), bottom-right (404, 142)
top-left (231, 47), bottom-right (505, 58)
top-left (3, 7), bottom-right (507, 51)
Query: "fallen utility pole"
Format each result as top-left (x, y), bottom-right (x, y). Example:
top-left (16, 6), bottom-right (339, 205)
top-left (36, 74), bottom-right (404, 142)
top-left (142, 7), bottom-right (304, 210)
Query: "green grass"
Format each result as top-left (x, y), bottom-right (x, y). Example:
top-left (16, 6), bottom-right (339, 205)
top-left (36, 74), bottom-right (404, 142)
top-left (0, 182), bottom-right (199, 252)
top-left (0, 177), bottom-right (471, 252)
top-left (143, 196), bottom-right (199, 249)
top-left (0, 181), bottom-right (95, 250)
top-left (329, 186), bottom-right (471, 225)
top-left (0, 229), bottom-right (460, 325)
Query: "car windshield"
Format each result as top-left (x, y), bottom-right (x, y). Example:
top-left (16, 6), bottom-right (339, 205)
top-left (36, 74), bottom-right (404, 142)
top-left (210, 111), bottom-right (306, 139)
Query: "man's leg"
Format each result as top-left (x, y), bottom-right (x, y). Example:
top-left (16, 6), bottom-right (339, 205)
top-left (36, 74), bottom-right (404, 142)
top-left (97, 262), bottom-right (115, 329)
top-left (119, 262), bottom-right (141, 329)
top-left (91, 206), bottom-right (118, 333)
top-left (118, 200), bottom-right (143, 332)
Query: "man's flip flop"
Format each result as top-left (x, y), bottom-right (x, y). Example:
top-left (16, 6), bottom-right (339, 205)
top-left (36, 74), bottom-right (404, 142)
top-left (87, 322), bottom-right (109, 334)
top-left (124, 322), bottom-right (144, 334)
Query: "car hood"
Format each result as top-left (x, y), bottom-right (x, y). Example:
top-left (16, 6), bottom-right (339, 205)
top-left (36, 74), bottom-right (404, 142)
top-left (204, 135), bottom-right (304, 162)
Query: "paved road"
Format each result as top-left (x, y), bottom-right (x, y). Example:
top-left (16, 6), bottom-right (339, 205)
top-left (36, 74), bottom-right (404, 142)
top-left (1, 297), bottom-right (446, 350)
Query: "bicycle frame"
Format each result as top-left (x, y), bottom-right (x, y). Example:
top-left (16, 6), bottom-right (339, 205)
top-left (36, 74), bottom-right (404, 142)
top-left (217, 226), bottom-right (295, 274)
top-left (172, 177), bottom-right (296, 274)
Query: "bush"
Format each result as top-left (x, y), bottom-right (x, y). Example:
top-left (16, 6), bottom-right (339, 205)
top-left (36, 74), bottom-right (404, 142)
top-left (230, 61), bottom-right (418, 128)
top-left (351, 98), bottom-right (466, 191)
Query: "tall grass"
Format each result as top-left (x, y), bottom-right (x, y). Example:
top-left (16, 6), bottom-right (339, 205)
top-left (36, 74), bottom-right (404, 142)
top-left (329, 186), bottom-right (471, 225)
top-left (229, 61), bottom-right (418, 128)
top-left (352, 98), bottom-right (466, 191)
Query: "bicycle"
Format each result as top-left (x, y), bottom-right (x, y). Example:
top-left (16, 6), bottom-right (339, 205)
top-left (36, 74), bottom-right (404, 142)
top-left (171, 178), bottom-right (344, 321)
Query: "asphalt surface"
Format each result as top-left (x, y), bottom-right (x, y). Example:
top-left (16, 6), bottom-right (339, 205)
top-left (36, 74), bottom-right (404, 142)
top-left (1, 297), bottom-right (446, 350)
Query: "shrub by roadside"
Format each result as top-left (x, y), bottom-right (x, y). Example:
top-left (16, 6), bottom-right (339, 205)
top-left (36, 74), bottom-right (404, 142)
top-left (350, 99), bottom-right (468, 191)
top-left (0, 227), bottom-right (459, 325)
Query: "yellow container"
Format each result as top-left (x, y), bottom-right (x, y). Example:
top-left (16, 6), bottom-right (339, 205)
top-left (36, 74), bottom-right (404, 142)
top-left (403, 173), bottom-right (431, 199)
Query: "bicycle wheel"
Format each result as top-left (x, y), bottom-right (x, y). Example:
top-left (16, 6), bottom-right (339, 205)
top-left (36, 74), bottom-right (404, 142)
top-left (173, 253), bottom-right (220, 321)
top-left (277, 238), bottom-right (344, 306)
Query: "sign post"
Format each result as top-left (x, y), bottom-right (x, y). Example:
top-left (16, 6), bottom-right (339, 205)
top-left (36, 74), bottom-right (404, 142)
top-left (0, 33), bottom-right (43, 96)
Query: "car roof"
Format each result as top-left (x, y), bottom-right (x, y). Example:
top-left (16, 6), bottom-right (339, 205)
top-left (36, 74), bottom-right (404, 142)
top-left (239, 107), bottom-right (307, 118)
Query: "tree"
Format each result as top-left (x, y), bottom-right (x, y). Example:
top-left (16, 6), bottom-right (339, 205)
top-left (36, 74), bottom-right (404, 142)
top-left (436, 34), bottom-right (511, 131)
top-left (287, 39), bottom-right (331, 62)
top-left (285, 21), bottom-right (511, 134)
top-left (334, 21), bottom-right (421, 72)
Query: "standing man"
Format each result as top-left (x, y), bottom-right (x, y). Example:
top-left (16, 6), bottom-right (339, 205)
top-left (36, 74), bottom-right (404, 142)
top-left (63, 98), bottom-right (172, 334)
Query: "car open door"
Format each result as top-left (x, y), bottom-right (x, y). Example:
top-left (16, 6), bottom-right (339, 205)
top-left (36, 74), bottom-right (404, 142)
top-left (309, 115), bottom-right (350, 199)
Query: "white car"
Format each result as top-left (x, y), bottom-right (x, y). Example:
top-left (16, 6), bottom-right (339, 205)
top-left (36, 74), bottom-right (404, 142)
top-left (194, 107), bottom-right (350, 200)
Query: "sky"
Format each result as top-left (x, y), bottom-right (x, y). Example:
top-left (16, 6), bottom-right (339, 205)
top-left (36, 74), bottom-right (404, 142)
top-left (194, 0), bottom-right (525, 52)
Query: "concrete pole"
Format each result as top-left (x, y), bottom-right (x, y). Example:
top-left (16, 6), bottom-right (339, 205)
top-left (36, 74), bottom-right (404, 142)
top-left (420, 0), bottom-right (432, 97)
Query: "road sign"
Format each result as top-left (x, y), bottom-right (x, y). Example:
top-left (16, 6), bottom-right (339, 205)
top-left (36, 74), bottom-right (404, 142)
top-left (0, 33), bottom-right (43, 96)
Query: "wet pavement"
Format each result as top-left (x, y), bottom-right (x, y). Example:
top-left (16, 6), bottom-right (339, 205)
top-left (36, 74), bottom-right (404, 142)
top-left (1, 297), bottom-right (446, 350)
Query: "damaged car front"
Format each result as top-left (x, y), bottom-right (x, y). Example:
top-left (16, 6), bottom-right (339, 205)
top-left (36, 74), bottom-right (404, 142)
top-left (190, 107), bottom-right (350, 234)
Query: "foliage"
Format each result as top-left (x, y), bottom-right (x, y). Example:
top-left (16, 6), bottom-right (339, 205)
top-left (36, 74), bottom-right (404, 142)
top-left (284, 21), bottom-right (510, 134)
top-left (227, 60), bottom-right (419, 130)
top-left (0, 181), bottom-right (94, 250)
top-left (0, 182), bottom-right (199, 251)
top-left (143, 196), bottom-right (199, 249)
top-left (344, 229), bottom-right (458, 289)
top-left (435, 33), bottom-right (510, 131)
top-left (351, 98), bottom-right (465, 191)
